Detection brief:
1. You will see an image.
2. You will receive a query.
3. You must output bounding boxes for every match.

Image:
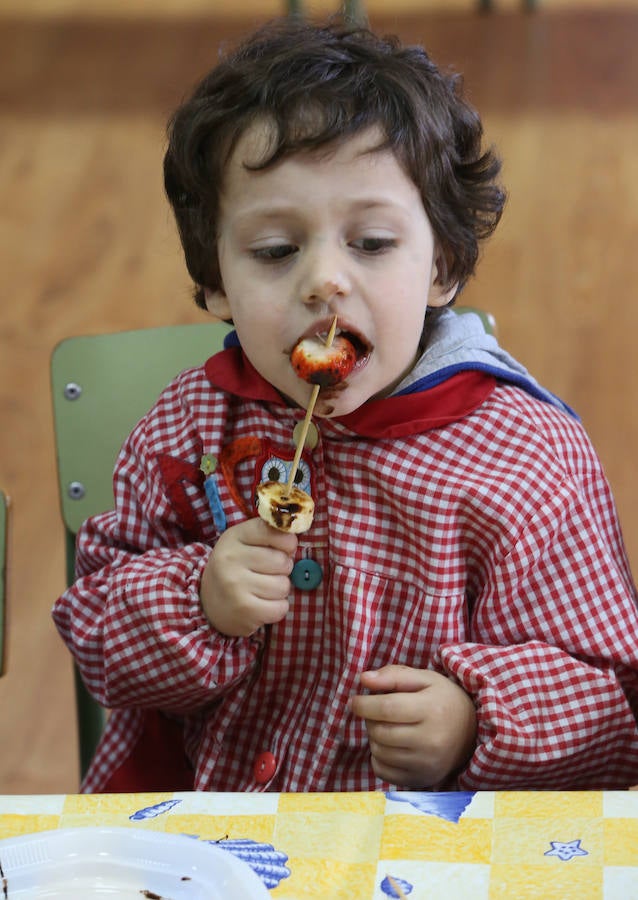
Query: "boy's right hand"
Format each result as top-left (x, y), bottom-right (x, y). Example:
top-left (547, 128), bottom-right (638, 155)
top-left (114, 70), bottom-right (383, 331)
top-left (200, 518), bottom-right (298, 637)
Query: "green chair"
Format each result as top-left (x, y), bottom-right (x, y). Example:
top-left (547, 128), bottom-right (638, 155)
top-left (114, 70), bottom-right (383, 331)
top-left (0, 490), bottom-right (8, 678)
top-left (50, 320), bottom-right (232, 780)
top-left (287, 1), bottom-right (368, 24)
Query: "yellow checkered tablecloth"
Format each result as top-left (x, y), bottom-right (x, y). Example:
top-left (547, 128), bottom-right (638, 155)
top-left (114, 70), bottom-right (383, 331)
top-left (0, 790), bottom-right (636, 898)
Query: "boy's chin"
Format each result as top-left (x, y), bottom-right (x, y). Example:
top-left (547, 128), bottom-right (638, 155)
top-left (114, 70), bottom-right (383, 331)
top-left (285, 377), bottom-right (380, 419)
top-left (313, 391), bottom-right (367, 419)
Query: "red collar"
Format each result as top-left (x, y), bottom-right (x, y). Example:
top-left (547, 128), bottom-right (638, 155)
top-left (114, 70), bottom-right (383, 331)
top-left (205, 347), bottom-right (495, 438)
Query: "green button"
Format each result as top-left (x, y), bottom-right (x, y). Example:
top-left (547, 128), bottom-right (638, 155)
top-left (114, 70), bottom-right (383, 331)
top-left (290, 559), bottom-right (323, 591)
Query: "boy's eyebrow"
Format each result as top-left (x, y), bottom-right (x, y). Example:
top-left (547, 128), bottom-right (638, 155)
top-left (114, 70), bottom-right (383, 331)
top-left (232, 196), bottom-right (413, 223)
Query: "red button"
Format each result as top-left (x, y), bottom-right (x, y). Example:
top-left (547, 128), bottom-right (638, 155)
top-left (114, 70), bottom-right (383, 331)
top-left (253, 751), bottom-right (277, 784)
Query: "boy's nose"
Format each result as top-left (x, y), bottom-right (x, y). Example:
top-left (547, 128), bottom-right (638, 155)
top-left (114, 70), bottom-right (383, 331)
top-left (304, 277), bottom-right (349, 305)
top-left (300, 250), bottom-right (351, 306)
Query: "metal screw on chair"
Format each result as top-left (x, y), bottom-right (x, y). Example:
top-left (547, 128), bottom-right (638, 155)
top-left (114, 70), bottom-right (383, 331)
top-left (68, 481), bottom-right (86, 500)
top-left (64, 382), bottom-right (83, 401)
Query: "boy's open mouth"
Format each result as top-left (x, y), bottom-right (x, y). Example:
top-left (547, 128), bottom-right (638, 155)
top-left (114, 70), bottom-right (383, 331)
top-left (288, 323), bottom-right (372, 361)
top-left (335, 329), bottom-right (372, 366)
top-left (285, 319), bottom-right (373, 393)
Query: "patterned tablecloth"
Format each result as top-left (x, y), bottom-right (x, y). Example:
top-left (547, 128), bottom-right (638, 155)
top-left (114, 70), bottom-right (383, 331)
top-left (0, 790), bottom-right (636, 898)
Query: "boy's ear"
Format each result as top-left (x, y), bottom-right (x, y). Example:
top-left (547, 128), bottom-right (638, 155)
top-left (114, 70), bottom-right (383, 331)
top-left (428, 278), bottom-right (459, 308)
top-left (427, 253), bottom-right (459, 308)
top-left (203, 287), bottom-right (232, 320)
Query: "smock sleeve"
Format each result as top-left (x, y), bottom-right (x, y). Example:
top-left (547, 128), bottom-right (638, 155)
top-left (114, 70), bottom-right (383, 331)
top-left (437, 471), bottom-right (638, 789)
top-left (52, 376), bottom-right (261, 716)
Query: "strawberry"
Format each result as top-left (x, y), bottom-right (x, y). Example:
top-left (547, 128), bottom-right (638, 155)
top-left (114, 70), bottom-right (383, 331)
top-left (290, 334), bottom-right (357, 387)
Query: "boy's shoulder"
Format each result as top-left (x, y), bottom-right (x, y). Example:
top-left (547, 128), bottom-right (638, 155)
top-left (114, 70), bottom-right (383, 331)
top-left (487, 381), bottom-right (585, 434)
top-left (142, 361), bottom-right (221, 424)
top-left (123, 361), bottom-right (230, 456)
top-left (472, 381), bottom-right (599, 477)
top-left (128, 357), bottom-right (276, 450)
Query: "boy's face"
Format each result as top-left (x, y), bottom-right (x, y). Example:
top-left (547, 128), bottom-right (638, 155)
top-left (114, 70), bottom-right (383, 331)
top-left (206, 123), bottom-right (456, 417)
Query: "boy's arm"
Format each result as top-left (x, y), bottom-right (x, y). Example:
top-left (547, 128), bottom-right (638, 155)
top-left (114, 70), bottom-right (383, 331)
top-left (437, 476), bottom-right (638, 789)
top-left (52, 383), bottom-right (261, 715)
top-left (55, 530), bottom-right (262, 715)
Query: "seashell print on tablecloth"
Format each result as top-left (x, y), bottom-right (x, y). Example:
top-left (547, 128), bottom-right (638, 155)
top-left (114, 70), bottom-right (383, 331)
top-left (382, 873), bottom-right (413, 897)
top-left (206, 837), bottom-right (291, 889)
top-left (129, 798), bottom-right (183, 820)
top-left (386, 791), bottom-right (475, 823)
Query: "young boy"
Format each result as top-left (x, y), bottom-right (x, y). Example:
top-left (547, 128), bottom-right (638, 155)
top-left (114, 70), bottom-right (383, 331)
top-left (53, 18), bottom-right (638, 793)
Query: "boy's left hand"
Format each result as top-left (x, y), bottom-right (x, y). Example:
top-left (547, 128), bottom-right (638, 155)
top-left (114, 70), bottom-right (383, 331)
top-left (349, 665), bottom-right (477, 789)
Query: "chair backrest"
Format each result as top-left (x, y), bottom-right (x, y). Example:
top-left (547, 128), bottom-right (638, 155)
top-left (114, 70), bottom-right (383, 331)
top-left (287, 0), bottom-right (367, 24)
top-left (50, 320), bottom-right (232, 778)
top-left (52, 322), bottom-right (232, 538)
top-left (0, 490), bottom-right (8, 678)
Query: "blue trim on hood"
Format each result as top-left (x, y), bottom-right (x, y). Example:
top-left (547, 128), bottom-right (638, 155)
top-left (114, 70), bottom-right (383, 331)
top-left (397, 362), bottom-right (579, 420)
top-left (224, 330), bottom-right (241, 350)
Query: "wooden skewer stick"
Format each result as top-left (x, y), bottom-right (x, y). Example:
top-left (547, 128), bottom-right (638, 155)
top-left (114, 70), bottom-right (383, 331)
top-left (386, 875), bottom-right (409, 899)
top-left (286, 314), bottom-right (338, 495)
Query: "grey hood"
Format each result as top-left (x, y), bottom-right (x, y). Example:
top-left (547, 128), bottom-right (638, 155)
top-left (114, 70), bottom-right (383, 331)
top-left (394, 309), bottom-right (576, 418)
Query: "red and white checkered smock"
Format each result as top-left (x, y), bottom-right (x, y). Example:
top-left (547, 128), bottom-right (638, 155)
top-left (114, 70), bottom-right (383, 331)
top-left (53, 346), bottom-right (638, 793)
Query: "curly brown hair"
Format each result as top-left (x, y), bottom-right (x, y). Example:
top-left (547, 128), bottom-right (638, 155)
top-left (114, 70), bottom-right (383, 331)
top-left (164, 17), bottom-right (505, 309)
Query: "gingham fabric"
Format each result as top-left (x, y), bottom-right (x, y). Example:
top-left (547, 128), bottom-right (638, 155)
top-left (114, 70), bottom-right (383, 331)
top-left (53, 355), bottom-right (638, 793)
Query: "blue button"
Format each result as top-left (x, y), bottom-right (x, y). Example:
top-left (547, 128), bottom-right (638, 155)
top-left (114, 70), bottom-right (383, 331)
top-left (290, 558), bottom-right (323, 591)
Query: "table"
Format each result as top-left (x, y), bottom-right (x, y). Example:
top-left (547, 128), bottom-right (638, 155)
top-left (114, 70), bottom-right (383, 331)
top-left (0, 790), bottom-right (637, 898)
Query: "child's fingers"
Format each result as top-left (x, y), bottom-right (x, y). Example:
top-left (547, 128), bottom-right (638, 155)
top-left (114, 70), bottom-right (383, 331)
top-left (247, 572), bottom-right (295, 603)
top-left (242, 517), bottom-right (298, 555)
top-left (246, 546), bottom-right (295, 577)
top-left (359, 664), bottom-right (433, 695)
top-left (349, 689), bottom-right (422, 726)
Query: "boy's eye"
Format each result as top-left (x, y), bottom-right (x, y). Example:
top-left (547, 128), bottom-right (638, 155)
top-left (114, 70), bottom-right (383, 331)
top-left (351, 236), bottom-right (397, 253)
top-left (251, 244), bottom-right (297, 262)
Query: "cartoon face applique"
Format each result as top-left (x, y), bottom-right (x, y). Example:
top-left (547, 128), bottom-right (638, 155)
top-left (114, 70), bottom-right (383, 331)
top-left (214, 437), bottom-right (315, 528)
top-left (158, 437), bottom-right (316, 538)
top-left (259, 456), bottom-right (312, 496)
